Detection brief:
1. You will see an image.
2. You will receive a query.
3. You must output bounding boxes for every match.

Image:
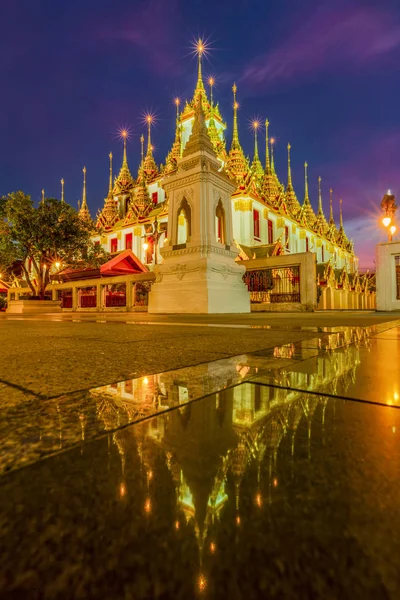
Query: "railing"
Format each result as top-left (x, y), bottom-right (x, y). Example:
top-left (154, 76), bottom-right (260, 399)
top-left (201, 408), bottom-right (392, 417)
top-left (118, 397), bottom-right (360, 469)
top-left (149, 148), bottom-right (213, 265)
top-left (80, 294), bottom-right (97, 308)
top-left (105, 293), bottom-right (126, 307)
top-left (62, 295), bottom-right (73, 308)
top-left (244, 266), bottom-right (301, 303)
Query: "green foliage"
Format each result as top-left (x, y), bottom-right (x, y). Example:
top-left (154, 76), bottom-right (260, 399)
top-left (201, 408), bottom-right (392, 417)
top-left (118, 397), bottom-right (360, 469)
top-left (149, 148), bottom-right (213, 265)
top-left (0, 191), bottom-right (108, 298)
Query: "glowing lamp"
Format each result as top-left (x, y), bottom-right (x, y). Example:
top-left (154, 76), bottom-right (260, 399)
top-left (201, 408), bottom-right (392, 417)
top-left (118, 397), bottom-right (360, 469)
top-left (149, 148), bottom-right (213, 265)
top-left (174, 97), bottom-right (180, 106)
top-left (208, 76), bottom-right (215, 86)
top-left (143, 377), bottom-right (149, 385)
top-left (143, 242), bottom-right (149, 251)
top-left (382, 216), bottom-right (391, 227)
top-left (390, 225), bottom-right (396, 236)
top-left (55, 262), bottom-right (61, 269)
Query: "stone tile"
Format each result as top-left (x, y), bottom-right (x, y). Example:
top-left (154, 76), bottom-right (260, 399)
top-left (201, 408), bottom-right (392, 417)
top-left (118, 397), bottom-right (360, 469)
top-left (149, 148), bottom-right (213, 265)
top-left (1, 385), bottom-right (399, 598)
top-left (250, 334), bottom-right (400, 407)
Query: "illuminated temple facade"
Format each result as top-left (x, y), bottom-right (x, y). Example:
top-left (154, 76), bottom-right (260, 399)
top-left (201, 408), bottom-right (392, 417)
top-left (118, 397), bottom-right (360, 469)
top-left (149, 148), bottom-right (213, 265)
top-left (86, 56), bottom-right (357, 277)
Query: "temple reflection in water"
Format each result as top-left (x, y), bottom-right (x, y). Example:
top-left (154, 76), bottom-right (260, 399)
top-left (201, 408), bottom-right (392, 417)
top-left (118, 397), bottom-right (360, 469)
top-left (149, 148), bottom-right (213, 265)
top-left (87, 327), bottom-right (369, 594)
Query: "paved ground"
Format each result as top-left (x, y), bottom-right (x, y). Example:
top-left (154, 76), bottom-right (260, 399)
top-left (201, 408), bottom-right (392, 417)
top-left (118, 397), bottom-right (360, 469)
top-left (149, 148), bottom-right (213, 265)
top-left (0, 311), bottom-right (397, 397)
top-left (1, 316), bottom-right (400, 599)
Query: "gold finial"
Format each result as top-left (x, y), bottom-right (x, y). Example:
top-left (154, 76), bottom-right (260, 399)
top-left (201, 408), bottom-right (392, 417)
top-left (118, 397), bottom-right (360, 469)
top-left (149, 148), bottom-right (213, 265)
top-left (145, 114), bottom-right (153, 155)
top-left (119, 129), bottom-right (129, 167)
top-left (270, 138), bottom-right (276, 175)
top-left (287, 143), bottom-right (292, 186)
top-left (208, 76), bottom-right (215, 107)
top-left (194, 38), bottom-right (207, 94)
top-left (252, 120), bottom-right (260, 160)
top-left (41, 189), bottom-right (45, 204)
top-left (265, 119), bottom-right (271, 174)
top-left (140, 134), bottom-right (144, 165)
top-left (318, 176), bottom-right (323, 213)
top-left (339, 197), bottom-right (343, 228)
top-left (231, 83), bottom-right (240, 149)
top-left (174, 97), bottom-right (180, 122)
top-left (304, 162), bottom-right (309, 201)
top-left (60, 178), bottom-right (64, 203)
top-left (329, 188), bottom-right (334, 224)
top-left (108, 152), bottom-right (113, 197)
top-left (82, 166), bottom-right (87, 208)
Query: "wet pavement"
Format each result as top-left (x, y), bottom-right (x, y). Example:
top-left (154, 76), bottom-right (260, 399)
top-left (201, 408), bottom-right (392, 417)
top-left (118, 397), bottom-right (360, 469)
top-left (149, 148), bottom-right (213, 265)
top-left (1, 320), bottom-right (400, 598)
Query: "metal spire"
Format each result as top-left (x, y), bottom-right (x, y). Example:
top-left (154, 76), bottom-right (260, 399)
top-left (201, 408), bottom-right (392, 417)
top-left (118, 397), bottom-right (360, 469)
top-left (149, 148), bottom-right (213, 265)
top-left (60, 178), bottom-right (64, 203)
top-left (41, 189), bottom-right (45, 204)
top-left (232, 83), bottom-right (240, 149)
top-left (304, 162), bottom-right (310, 202)
top-left (82, 167), bottom-right (88, 208)
top-left (318, 176), bottom-right (323, 214)
top-left (339, 198), bottom-right (343, 228)
top-left (140, 134), bottom-right (144, 165)
top-left (329, 188), bottom-right (334, 224)
top-left (265, 119), bottom-right (271, 174)
top-left (287, 143), bottom-right (293, 187)
top-left (108, 152), bottom-right (113, 198)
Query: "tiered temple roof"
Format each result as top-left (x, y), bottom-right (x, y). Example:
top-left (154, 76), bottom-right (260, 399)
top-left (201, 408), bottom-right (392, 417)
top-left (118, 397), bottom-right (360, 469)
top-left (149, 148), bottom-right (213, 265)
top-left (87, 45), bottom-right (354, 254)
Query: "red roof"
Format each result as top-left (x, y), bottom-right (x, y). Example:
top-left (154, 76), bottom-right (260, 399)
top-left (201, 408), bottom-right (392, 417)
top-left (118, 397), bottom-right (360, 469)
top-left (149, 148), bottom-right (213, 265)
top-left (100, 250), bottom-right (148, 275)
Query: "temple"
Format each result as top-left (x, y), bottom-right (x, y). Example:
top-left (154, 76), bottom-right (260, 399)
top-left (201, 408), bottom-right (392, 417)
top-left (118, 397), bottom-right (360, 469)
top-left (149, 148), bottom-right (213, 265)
top-left (86, 47), bottom-right (356, 283)
top-left (7, 41), bottom-right (377, 312)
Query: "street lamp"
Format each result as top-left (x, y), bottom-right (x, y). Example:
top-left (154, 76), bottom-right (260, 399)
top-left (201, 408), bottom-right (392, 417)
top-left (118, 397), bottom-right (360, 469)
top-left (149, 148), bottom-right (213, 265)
top-left (381, 190), bottom-right (397, 241)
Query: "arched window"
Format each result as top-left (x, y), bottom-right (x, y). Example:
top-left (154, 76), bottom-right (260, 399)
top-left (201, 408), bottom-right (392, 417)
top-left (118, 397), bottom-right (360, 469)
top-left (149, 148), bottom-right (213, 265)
top-left (215, 199), bottom-right (226, 244)
top-left (176, 198), bottom-right (191, 245)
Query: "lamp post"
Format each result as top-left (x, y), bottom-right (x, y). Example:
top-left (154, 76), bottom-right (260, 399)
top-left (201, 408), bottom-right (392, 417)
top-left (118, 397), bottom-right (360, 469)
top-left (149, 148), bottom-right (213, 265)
top-left (142, 216), bottom-right (165, 265)
top-left (381, 191), bottom-right (397, 241)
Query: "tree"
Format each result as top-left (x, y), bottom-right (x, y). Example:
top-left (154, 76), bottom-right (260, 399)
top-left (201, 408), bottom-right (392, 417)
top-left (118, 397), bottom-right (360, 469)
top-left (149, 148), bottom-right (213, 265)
top-left (0, 191), bottom-right (108, 299)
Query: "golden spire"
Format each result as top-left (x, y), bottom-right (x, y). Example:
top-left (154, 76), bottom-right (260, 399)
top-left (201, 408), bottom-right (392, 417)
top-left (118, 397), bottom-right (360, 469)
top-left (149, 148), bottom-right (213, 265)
top-left (329, 188), bottom-right (334, 224)
top-left (182, 95), bottom-right (215, 158)
top-left (82, 166), bottom-right (87, 208)
top-left (60, 178), bottom-right (64, 203)
top-left (339, 198), bottom-right (343, 228)
top-left (174, 97), bottom-right (180, 122)
top-left (208, 77), bottom-right (215, 107)
top-left (146, 115), bottom-right (152, 155)
top-left (195, 38), bottom-right (206, 94)
top-left (318, 177), bottom-right (323, 214)
top-left (265, 119), bottom-right (271, 174)
top-left (108, 152), bottom-right (113, 198)
top-left (143, 115), bottom-right (158, 180)
top-left (287, 143), bottom-right (293, 187)
top-left (121, 130), bottom-right (128, 167)
top-left (79, 166), bottom-right (91, 221)
top-left (285, 143), bottom-right (301, 218)
top-left (231, 83), bottom-right (240, 149)
top-left (270, 138), bottom-right (277, 176)
top-left (41, 189), bottom-right (45, 204)
top-left (140, 134), bottom-right (144, 165)
top-left (304, 162), bottom-right (309, 202)
top-left (251, 120), bottom-right (263, 181)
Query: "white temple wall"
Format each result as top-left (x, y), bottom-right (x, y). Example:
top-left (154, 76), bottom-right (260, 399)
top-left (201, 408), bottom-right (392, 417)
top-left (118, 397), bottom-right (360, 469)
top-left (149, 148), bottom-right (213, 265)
top-left (376, 241), bottom-right (400, 311)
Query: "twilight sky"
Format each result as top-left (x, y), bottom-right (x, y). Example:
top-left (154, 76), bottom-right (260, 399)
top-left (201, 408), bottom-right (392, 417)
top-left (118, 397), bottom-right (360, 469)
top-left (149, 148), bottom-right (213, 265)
top-left (1, 0), bottom-right (399, 269)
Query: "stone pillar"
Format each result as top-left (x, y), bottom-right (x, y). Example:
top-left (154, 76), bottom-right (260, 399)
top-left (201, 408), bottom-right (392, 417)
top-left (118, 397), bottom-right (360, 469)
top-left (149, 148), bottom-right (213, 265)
top-left (149, 99), bottom-right (250, 314)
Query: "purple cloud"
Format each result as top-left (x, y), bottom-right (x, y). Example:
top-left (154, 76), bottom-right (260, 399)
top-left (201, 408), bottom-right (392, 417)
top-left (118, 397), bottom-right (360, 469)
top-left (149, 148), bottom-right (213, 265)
top-left (240, 5), bottom-right (400, 87)
top-left (93, 0), bottom-right (182, 75)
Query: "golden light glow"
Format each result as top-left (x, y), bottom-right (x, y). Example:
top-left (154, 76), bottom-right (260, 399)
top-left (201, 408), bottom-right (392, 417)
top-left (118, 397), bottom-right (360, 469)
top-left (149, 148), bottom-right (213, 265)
top-left (393, 426), bottom-right (397, 434)
top-left (174, 97), bottom-right (181, 106)
top-left (198, 574), bottom-right (207, 592)
top-left (142, 111), bottom-right (157, 127)
top-left (55, 262), bottom-right (61, 269)
top-left (120, 482), bottom-right (126, 498)
top-left (270, 137), bottom-right (276, 145)
top-left (208, 76), bottom-right (215, 87)
top-left (236, 515), bottom-right (241, 526)
top-left (143, 376), bottom-right (149, 384)
top-left (143, 243), bottom-right (149, 251)
top-left (394, 392), bottom-right (399, 401)
top-left (382, 216), bottom-right (391, 227)
top-left (117, 126), bottom-right (131, 140)
top-left (234, 101), bottom-right (239, 110)
top-left (390, 225), bottom-right (396, 235)
top-left (252, 119), bottom-right (260, 130)
top-left (273, 478), bottom-right (278, 488)
top-left (255, 492), bottom-right (262, 507)
top-left (175, 520), bottom-right (180, 530)
top-left (148, 469), bottom-right (153, 480)
top-left (210, 542), bottom-right (216, 554)
top-left (144, 497), bottom-right (151, 514)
